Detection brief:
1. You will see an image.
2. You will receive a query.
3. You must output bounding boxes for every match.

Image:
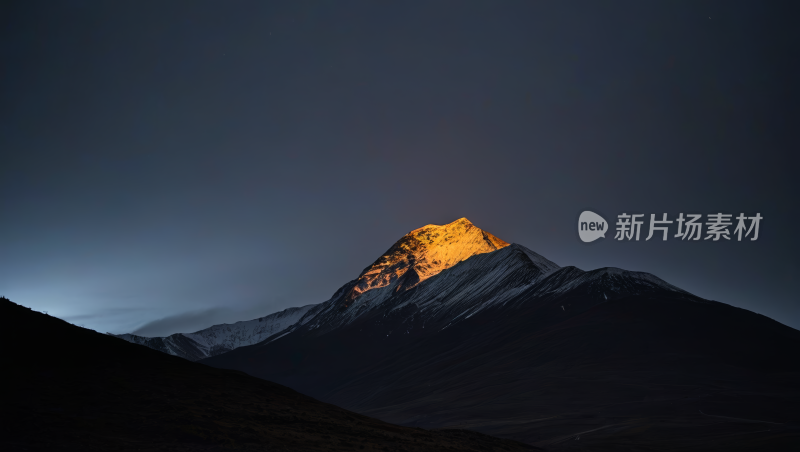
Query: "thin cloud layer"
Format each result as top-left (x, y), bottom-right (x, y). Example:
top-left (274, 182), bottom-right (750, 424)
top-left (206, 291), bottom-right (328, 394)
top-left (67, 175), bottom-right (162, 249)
top-left (132, 308), bottom-right (232, 337)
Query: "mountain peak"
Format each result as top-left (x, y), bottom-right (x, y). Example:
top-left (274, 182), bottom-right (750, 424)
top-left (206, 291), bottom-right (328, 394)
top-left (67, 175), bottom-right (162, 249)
top-left (409, 217), bottom-right (474, 234)
top-left (344, 218), bottom-right (509, 302)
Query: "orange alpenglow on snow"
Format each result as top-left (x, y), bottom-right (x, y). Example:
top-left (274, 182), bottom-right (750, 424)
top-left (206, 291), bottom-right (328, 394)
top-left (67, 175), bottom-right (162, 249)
top-left (343, 218), bottom-right (509, 302)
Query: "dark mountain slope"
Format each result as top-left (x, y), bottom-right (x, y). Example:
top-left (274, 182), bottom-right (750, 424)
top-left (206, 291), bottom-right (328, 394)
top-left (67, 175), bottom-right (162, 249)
top-left (327, 292), bottom-right (800, 450)
top-left (0, 297), bottom-right (537, 452)
top-left (202, 249), bottom-right (800, 451)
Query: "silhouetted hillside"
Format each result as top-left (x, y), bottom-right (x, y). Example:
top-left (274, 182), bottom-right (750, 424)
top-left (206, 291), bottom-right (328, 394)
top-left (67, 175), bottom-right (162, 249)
top-left (0, 297), bottom-right (537, 452)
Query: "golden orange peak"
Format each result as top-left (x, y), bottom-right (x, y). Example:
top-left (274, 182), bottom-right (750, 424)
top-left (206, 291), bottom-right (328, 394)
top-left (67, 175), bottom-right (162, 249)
top-left (341, 218), bottom-right (510, 303)
top-left (409, 217), bottom-right (474, 235)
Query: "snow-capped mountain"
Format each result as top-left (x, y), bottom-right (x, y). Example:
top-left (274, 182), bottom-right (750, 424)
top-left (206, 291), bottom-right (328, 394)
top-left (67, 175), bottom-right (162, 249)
top-left (198, 217), bottom-right (800, 449)
top-left (199, 216), bottom-right (705, 385)
top-left (287, 242), bottom-right (561, 336)
top-left (111, 217), bottom-right (800, 449)
top-left (112, 303), bottom-right (315, 361)
top-left (117, 217), bottom-right (694, 361)
top-left (260, 221), bottom-right (688, 342)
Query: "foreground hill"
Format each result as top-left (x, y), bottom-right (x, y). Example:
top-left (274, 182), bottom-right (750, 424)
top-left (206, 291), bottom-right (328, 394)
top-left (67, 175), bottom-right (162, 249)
top-left (200, 219), bottom-right (800, 451)
top-left (0, 297), bottom-right (537, 452)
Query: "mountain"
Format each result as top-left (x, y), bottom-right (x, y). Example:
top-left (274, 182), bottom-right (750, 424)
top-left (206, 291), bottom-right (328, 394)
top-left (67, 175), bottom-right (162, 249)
top-left (112, 303), bottom-right (316, 361)
top-left (0, 296), bottom-right (537, 451)
top-left (201, 218), bottom-right (800, 451)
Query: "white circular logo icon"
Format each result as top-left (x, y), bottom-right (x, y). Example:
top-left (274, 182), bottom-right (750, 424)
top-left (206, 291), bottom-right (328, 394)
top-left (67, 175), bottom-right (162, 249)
top-left (578, 211), bottom-right (607, 242)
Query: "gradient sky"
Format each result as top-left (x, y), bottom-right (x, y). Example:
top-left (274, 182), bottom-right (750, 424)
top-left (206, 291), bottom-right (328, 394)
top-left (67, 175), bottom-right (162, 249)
top-left (1, 1), bottom-right (798, 336)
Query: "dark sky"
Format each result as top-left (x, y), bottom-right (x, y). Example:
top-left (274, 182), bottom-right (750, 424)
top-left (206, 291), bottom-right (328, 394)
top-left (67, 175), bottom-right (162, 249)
top-left (1, 1), bottom-right (798, 336)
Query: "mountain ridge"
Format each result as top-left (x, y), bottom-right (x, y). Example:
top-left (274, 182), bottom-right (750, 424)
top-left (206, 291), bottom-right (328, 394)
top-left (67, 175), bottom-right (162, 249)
top-left (112, 303), bottom-right (316, 361)
top-left (194, 219), bottom-right (800, 451)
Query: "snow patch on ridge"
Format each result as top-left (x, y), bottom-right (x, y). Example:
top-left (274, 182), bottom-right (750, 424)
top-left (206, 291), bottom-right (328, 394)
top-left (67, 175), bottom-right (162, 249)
top-left (114, 303), bottom-right (316, 361)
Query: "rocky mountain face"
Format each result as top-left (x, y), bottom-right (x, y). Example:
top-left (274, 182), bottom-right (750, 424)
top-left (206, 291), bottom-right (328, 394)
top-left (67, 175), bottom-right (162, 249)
top-left (199, 218), bottom-right (800, 451)
top-left (112, 303), bottom-right (315, 361)
top-left (345, 217), bottom-right (510, 300)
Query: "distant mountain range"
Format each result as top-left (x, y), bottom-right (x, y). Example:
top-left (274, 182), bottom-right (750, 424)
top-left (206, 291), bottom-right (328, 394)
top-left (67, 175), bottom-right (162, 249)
top-left (119, 218), bottom-right (800, 450)
top-left (112, 303), bottom-right (315, 361)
